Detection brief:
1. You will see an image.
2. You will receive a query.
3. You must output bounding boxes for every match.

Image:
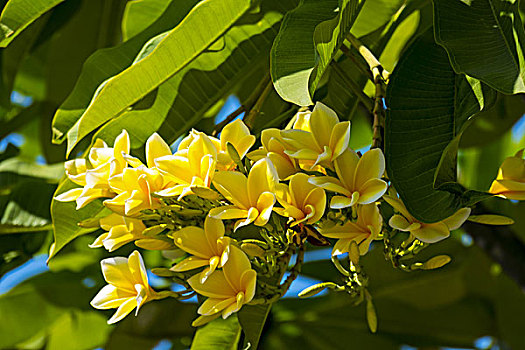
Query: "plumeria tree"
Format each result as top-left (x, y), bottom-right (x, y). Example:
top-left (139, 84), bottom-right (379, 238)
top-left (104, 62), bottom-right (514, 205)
top-left (0, 0), bottom-right (524, 349)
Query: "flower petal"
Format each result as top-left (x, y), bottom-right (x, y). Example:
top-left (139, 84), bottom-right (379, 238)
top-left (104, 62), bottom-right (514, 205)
top-left (213, 171), bottom-right (249, 209)
top-left (172, 226), bottom-right (214, 258)
top-left (334, 149), bottom-right (360, 190)
top-left (442, 207), bottom-right (471, 230)
top-left (357, 178), bottom-right (388, 204)
top-left (310, 102), bottom-right (339, 149)
top-left (188, 270), bottom-right (235, 299)
top-left (329, 121), bottom-right (351, 160)
top-left (198, 297), bottom-right (236, 316)
top-left (170, 256), bottom-right (210, 272)
top-left (353, 149), bottom-right (385, 190)
top-left (146, 133), bottom-right (172, 168)
top-left (209, 206), bottom-right (249, 220)
top-left (107, 297), bottom-right (137, 324)
top-left (413, 223), bottom-right (450, 243)
top-left (388, 215), bottom-right (412, 231)
top-left (223, 246), bottom-right (252, 292)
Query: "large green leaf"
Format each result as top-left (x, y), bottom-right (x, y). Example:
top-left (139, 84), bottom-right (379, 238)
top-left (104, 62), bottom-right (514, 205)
top-left (0, 0), bottom-right (65, 47)
top-left (50, 179), bottom-right (111, 258)
top-left (191, 316), bottom-right (241, 350)
top-left (63, 0), bottom-right (252, 155)
top-left (271, 0), bottom-right (362, 106)
top-left (385, 32), bottom-right (495, 223)
top-left (51, 0), bottom-right (200, 144)
top-left (433, 0), bottom-right (525, 94)
top-left (93, 1), bottom-right (292, 151)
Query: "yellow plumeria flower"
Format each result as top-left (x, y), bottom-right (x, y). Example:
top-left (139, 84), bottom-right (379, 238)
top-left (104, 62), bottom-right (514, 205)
top-left (91, 250), bottom-right (165, 324)
top-left (188, 245), bottom-right (256, 326)
top-left (248, 128), bottom-right (298, 180)
top-left (215, 119), bottom-right (256, 170)
top-left (155, 130), bottom-right (218, 200)
top-left (280, 102), bottom-right (350, 169)
top-left (320, 204), bottom-right (382, 256)
top-left (90, 213), bottom-right (174, 252)
top-left (55, 130), bottom-right (130, 209)
top-left (310, 148), bottom-right (388, 209)
top-left (489, 149), bottom-right (525, 200)
top-left (171, 216), bottom-right (231, 283)
top-left (274, 173), bottom-right (326, 226)
top-left (104, 166), bottom-right (168, 216)
top-left (384, 195), bottom-right (471, 243)
top-left (209, 158), bottom-right (279, 231)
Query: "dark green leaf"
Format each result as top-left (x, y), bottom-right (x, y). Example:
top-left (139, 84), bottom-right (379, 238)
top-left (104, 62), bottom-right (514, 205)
top-left (238, 304), bottom-right (272, 349)
top-left (385, 31), bottom-right (494, 222)
top-left (434, 0), bottom-right (525, 94)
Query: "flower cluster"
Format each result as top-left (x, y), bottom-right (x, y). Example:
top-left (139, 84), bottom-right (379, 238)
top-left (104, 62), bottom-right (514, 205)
top-left (56, 102), bottom-right (476, 327)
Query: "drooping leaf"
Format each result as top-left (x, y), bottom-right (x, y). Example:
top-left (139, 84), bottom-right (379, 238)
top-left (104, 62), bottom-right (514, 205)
top-left (63, 0), bottom-right (253, 155)
top-left (385, 31), bottom-right (495, 223)
top-left (271, 0), bottom-right (363, 106)
top-left (434, 0), bottom-right (525, 94)
top-left (0, 0), bottom-right (65, 47)
top-left (191, 315), bottom-right (241, 350)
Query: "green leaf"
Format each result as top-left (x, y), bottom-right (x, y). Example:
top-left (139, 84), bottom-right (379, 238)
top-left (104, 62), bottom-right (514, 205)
top-left (0, 284), bottom-right (63, 348)
top-left (271, 0), bottom-right (337, 106)
top-left (350, 0), bottom-right (405, 38)
top-left (51, 0), bottom-right (200, 144)
top-left (47, 311), bottom-right (110, 350)
top-left (434, 0), bottom-right (525, 94)
top-left (93, 1), bottom-right (295, 151)
top-left (121, 0), bottom-right (171, 41)
top-left (385, 31), bottom-right (495, 223)
top-left (63, 0), bottom-right (252, 155)
top-left (0, 0), bottom-right (65, 47)
top-left (191, 315), bottom-right (241, 350)
top-left (238, 304), bottom-right (272, 349)
top-left (50, 179), bottom-right (111, 258)
top-left (308, 0), bottom-right (363, 101)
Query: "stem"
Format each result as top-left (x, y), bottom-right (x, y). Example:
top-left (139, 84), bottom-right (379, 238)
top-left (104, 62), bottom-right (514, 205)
top-left (331, 62), bottom-right (374, 112)
top-left (244, 79), bottom-right (273, 128)
top-left (346, 34), bottom-right (387, 149)
top-left (347, 33), bottom-right (389, 82)
top-left (212, 106), bottom-right (246, 136)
